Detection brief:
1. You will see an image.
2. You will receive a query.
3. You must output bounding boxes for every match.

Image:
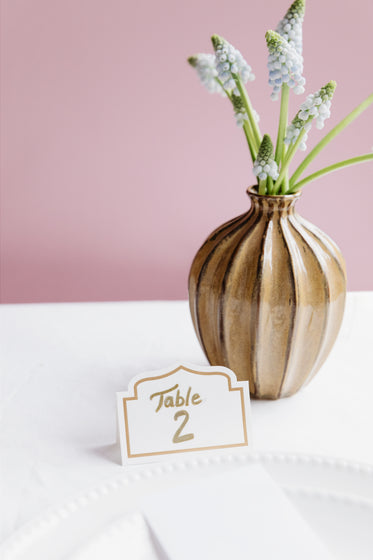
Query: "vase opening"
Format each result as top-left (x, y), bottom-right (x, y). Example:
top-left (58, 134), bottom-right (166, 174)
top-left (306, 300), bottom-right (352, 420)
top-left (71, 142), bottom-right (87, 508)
top-left (247, 185), bottom-right (302, 199)
top-left (247, 186), bottom-right (302, 216)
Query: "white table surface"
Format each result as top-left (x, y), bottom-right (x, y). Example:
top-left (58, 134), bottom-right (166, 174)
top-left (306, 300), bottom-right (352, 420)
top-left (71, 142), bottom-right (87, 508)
top-left (1, 292), bottom-right (373, 543)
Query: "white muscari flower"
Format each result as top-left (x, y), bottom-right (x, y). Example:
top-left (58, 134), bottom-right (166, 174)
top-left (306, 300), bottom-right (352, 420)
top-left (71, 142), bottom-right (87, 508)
top-left (266, 30), bottom-right (305, 100)
top-left (276, 0), bottom-right (305, 55)
top-left (235, 112), bottom-right (247, 127)
top-left (211, 35), bottom-right (255, 95)
top-left (232, 95), bottom-right (248, 126)
top-left (253, 109), bottom-right (260, 123)
top-left (231, 94), bottom-right (260, 127)
top-left (188, 54), bottom-right (225, 96)
top-left (284, 81), bottom-right (336, 150)
top-left (253, 134), bottom-right (279, 181)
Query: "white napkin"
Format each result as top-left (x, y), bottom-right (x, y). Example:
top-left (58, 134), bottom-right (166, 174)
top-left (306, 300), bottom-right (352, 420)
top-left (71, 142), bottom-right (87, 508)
top-left (142, 464), bottom-right (333, 559)
top-left (69, 512), bottom-right (163, 560)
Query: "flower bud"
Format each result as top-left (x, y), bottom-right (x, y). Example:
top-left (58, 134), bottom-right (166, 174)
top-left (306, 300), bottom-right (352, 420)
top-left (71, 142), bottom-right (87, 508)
top-left (211, 35), bottom-right (255, 95)
top-left (266, 30), bottom-right (305, 100)
top-left (188, 54), bottom-right (225, 95)
top-left (253, 134), bottom-right (279, 180)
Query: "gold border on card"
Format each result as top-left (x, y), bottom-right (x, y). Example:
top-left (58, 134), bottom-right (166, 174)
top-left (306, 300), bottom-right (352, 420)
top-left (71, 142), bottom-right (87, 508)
top-left (122, 365), bottom-right (248, 459)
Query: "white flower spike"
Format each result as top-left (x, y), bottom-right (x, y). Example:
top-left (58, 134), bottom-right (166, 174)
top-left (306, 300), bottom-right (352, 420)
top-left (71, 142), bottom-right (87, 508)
top-left (187, 3), bottom-right (373, 195)
top-left (266, 30), bottom-right (305, 100)
top-left (253, 134), bottom-right (279, 181)
top-left (276, 0), bottom-right (305, 55)
top-left (232, 95), bottom-right (248, 126)
top-left (211, 35), bottom-right (255, 95)
top-left (231, 95), bottom-right (260, 127)
top-left (188, 54), bottom-right (225, 96)
top-left (285, 81), bottom-right (336, 150)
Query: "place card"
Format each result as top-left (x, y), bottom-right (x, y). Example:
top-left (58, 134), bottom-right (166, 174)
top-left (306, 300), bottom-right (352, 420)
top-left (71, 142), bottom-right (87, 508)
top-left (116, 363), bottom-right (252, 465)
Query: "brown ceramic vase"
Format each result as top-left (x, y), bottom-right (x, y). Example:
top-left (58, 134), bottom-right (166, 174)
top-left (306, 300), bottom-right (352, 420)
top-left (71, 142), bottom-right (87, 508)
top-left (188, 187), bottom-right (346, 399)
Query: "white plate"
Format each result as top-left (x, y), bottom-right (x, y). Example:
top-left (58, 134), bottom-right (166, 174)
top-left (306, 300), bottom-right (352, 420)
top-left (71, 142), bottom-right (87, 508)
top-left (2, 452), bottom-right (373, 560)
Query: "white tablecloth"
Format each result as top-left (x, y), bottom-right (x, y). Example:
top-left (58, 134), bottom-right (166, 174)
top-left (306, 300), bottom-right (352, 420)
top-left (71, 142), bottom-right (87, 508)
top-left (1, 293), bottom-right (373, 542)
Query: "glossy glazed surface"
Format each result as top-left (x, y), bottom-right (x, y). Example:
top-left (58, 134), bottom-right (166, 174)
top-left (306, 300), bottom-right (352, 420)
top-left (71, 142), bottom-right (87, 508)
top-left (189, 188), bottom-right (346, 399)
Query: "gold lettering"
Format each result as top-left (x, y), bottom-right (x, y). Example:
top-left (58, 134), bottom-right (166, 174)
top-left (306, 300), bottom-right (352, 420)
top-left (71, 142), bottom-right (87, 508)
top-left (173, 410), bottom-right (194, 444)
top-left (175, 389), bottom-right (185, 407)
top-left (192, 393), bottom-right (202, 405)
top-left (150, 384), bottom-right (178, 412)
top-left (164, 396), bottom-right (174, 408)
top-left (149, 384), bottom-right (203, 412)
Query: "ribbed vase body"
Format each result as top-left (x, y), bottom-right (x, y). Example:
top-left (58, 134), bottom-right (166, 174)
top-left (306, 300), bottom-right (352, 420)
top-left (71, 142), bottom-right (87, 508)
top-left (188, 189), bottom-right (346, 399)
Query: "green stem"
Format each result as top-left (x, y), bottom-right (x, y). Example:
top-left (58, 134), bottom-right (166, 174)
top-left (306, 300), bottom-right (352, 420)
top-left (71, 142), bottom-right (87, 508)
top-left (281, 173), bottom-right (289, 194)
top-left (290, 93), bottom-right (373, 188)
top-left (275, 84), bottom-right (289, 166)
top-left (258, 179), bottom-right (267, 195)
top-left (218, 77), bottom-right (256, 163)
top-left (274, 128), bottom-right (307, 193)
top-left (242, 120), bottom-right (256, 162)
top-left (289, 154), bottom-right (373, 192)
top-left (280, 144), bottom-right (289, 194)
top-left (267, 176), bottom-right (274, 195)
top-left (234, 77), bottom-right (262, 153)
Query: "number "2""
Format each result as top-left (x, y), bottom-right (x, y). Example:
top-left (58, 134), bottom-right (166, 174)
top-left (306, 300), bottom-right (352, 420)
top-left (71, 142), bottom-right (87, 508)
top-left (172, 410), bottom-right (194, 444)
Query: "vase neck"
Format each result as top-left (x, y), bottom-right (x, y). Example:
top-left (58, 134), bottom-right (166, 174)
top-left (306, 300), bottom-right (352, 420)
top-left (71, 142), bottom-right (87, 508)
top-left (247, 187), bottom-right (301, 217)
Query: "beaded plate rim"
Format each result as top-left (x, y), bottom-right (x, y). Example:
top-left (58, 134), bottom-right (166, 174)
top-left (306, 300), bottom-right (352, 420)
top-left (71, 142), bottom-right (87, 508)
top-left (2, 451), bottom-right (373, 558)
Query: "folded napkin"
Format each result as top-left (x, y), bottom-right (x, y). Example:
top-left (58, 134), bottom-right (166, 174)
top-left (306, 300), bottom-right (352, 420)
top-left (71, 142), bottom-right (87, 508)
top-left (69, 512), bottom-right (163, 560)
top-left (142, 463), bottom-right (333, 559)
top-left (70, 463), bottom-right (333, 559)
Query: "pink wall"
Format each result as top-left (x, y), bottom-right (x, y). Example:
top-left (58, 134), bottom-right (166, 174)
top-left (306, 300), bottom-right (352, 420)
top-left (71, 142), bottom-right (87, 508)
top-left (1, 0), bottom-right (373, 303)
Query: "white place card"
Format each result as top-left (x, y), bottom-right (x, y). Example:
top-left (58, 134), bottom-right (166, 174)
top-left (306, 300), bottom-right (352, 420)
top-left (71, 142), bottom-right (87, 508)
top-left (116, 363), bottom-right (252, 465)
